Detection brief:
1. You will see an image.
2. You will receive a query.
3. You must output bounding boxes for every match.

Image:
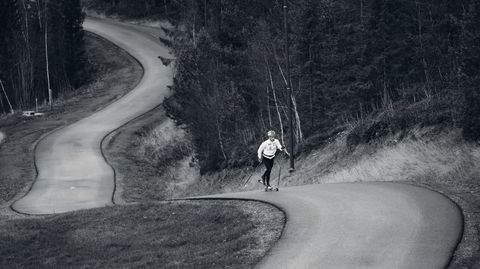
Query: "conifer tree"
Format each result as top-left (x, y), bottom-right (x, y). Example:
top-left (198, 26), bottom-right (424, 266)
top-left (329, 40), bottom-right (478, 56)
top-left (462, 1), bottom-right (480, 141)
top-left (0, 0), bottom-right (21, 113)
top-left (63, 0), bottom-right (86, 88)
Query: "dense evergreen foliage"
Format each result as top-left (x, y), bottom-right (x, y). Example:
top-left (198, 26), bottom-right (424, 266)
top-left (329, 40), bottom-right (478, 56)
top-left (85, 1), bottom-right (480, 171)
top-left (0, 0), bottom-right (85, 111)
top-left (82, 0), bottom-right (180, 20)
top-left (163, 0), bottom-right (480, 172)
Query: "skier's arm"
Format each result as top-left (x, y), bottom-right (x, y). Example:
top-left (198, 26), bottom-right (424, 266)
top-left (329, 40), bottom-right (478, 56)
top-left (277, 140), bottom-right (290, 156)
top-left (276, 140), bottom-right (284, 151)
top-left (257, 142), bottom-right (266, 160)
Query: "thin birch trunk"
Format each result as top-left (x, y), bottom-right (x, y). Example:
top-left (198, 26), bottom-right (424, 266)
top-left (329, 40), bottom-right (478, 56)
top-left (0, 80), bottom-right (14, 114)
top-left (0, 91), bottom-right (4, 113)
top-left (164, 0), bottom-right (168, 18)
top-left (416, 1), bottom-right (430, 88)
top-left (291, 94), bottom-right (303, 142)
top-left (309, 44), bottom-right (314, 131)
top-left (44, 3), bottom-right (52, 110)
top-left (216, 118), bottom-right (228, 162)
top-left (272, 43), bottom-right (303, 143)
top-left (264, 55), bottom-right (285, 146)
top-left (264, 73), bottom-right (272, 127)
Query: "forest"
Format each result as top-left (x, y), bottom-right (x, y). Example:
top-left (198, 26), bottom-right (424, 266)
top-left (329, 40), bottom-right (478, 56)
top-left (44, 0), bottom-right (480, 172)
top-left (0, 0), bottom-right (85, 112)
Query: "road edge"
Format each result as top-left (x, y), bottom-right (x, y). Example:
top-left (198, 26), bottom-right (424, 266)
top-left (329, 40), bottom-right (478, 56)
top-left (8, 28), bottom-right (146, 216)
top-left (395, 181), bottom-right (465, 268)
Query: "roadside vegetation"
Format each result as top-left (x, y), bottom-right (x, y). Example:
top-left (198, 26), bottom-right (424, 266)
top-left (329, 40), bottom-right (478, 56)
top-left (0, 200), bottom-right (283, 269)
top-left (103, 107), bottom-right (196, 203)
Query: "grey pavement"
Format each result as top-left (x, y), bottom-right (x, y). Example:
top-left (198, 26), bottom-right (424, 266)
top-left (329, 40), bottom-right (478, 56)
top-left (12, 18), bottom-right (173, 214)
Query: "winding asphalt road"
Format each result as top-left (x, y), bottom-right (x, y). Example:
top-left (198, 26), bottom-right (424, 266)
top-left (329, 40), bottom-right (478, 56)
top-left (12, 17), bottom-right (173, 214)
top-left (11, 17), bottom-right (462, 268)
top-left (198, 183), bottom-right (462, 269)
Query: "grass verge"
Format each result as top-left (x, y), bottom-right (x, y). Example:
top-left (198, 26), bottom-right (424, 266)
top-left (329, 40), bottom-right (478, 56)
top-left (0, 32), bottom-right (143, 204)
top-left (0, 200), bottom-right (284, 269)
top-left (103, 106), bottom-right (197, 202)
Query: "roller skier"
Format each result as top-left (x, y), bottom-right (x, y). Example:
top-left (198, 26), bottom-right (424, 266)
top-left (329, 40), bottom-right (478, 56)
top-left (257, 130), bottom-right (285, 191)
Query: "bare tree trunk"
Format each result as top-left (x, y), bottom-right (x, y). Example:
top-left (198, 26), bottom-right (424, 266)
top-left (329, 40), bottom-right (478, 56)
top-left (44, 1), bottom-right (52, 110)
top-left (144, 0), bottom-right (149, 17)
top-left (309, 44), bottom-right (314, 131)
top-left (216, 118), bottom-right (228, 162)
top-left (264, 71), bottom-right (272, 127)
top-left (360, 0), bottom-right (364, 24)
top-left (271, 43), bottom-right (288, 85)
top-left (264, 55), bottom-right (285, 146)
top-left (291, 94), bottom-right (303, 143)
top-left (260, 111), bottom-right (267, 132)
top-left (164, 0), bottom-right (168, 18)
top-left (415, 1), bottom-right (430, 89)
top-left (192, 14), bottom-right (197, 47)
top-left (0, 91), bottom-right (4, 113)
top-left (271, 44), bottom-right (303, 143)
top-left (204, 0), bottom-right (207, 28)
top-left (0, 80), bottom-right (14, 114)
top-left (20, 0), bottom-right (34, 107)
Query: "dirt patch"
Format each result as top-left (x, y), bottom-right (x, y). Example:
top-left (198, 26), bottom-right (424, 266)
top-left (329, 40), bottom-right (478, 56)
top-left (0, 200), bottom-right (284, 269)
top-left (0, 32), bottom-right (143, 204)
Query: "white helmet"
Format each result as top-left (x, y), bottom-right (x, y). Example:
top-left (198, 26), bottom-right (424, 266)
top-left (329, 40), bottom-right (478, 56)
top-left (267, 130), bottom-right (276, 136)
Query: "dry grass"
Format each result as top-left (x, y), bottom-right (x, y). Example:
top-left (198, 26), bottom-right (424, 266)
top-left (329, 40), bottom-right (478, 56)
top-left (102, 108), bottom-right (198, 202)
top-left (0, 200), bottom-right (284, 269)
top-left (290, 128), bottom-right (479, 187)
top-left (137, 119), bottom-right (193, 170)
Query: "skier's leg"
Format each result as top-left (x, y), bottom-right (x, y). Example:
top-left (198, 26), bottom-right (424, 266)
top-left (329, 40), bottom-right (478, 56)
top-left (268, 157), bottom-right (275, 187)
top-left (261, 159), bottom-right (269, 185)
top-left (265, 158), bottom-right (274, 186)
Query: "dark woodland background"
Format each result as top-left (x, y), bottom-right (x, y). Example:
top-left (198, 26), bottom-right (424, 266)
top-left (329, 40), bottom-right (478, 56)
top-left (0, 0), bottom-right (85, 108)
top-left (1, 0), bottom-right (480, 173)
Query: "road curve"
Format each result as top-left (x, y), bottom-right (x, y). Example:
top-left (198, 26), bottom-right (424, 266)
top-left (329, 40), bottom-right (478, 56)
top-left (194, 182), bottom-right (462, 269)
top-left (12, 17), bottom-right (173, 214)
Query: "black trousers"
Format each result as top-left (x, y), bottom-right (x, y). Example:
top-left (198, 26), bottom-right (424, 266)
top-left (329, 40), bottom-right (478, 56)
top-left (262, 157), bottom-right (275, 186)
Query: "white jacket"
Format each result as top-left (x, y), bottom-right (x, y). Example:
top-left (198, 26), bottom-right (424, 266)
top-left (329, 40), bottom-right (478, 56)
top-left (258, 139), bottom-right (283, 159)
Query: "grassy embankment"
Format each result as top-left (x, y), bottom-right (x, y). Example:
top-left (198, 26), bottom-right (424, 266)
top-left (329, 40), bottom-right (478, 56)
top-left (0, 31), bottom-right (284, 268)
top-left (0, 200), bottom-right (283, 269)
top-left (119, 95), bottom-right (479, 268)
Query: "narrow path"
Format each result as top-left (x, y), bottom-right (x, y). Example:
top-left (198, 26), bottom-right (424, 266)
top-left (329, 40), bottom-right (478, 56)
top-left (194, 182), bottom-right (463, 269)
top-left (12, 17), bottom-right (173, 214)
